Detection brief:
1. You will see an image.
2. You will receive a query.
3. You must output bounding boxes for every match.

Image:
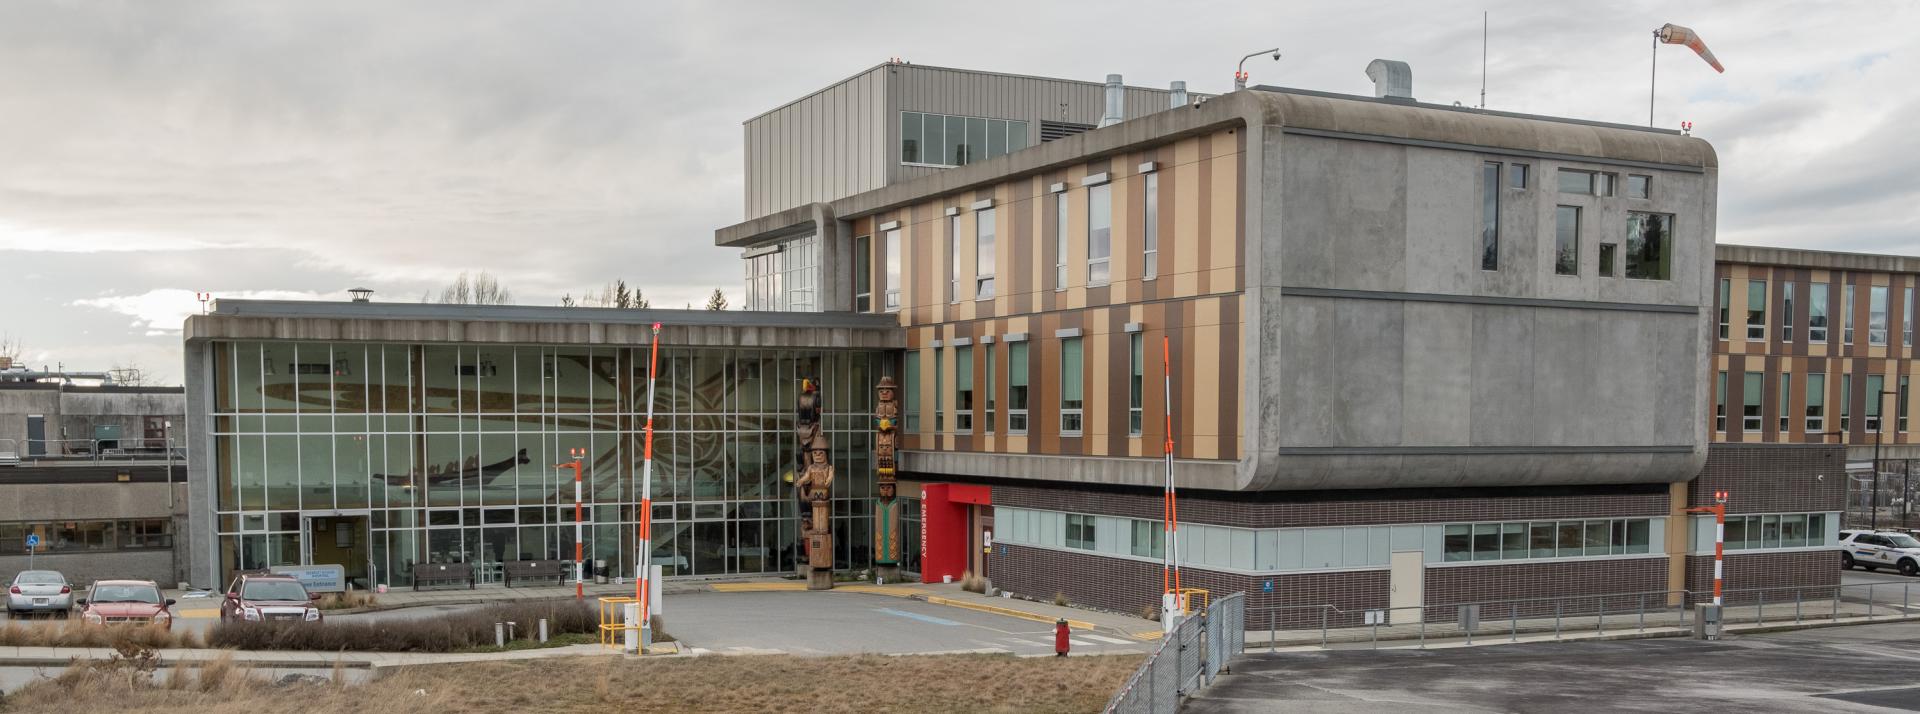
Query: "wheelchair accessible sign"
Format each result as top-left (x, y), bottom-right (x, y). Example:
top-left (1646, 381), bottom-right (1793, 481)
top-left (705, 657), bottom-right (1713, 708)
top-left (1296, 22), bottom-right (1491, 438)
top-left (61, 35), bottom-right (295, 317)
top-left (24, 533), bottom-right (38, 550)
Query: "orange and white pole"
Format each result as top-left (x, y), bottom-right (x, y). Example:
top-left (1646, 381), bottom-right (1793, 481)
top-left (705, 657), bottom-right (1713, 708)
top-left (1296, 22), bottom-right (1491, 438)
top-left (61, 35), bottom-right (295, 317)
top-left (1162, 335), bottom-right (1181, 606)
top-left (561, 448), bottom-right (586, 599)
top-left (638, 323), bottom-right (661, 624)
top-left (1687, 490), bottom-right (1729, 606)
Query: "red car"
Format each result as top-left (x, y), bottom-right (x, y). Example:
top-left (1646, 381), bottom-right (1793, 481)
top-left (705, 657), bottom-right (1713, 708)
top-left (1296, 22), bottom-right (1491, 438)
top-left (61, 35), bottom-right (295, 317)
top-left (76, 580), bottom-right (176, 630)
top-left (219, 574), bottom-right (322, 623)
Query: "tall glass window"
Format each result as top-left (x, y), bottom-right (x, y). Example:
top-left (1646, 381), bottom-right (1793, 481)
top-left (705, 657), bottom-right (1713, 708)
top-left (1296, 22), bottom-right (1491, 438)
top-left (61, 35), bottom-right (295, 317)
top-left (1624, 212), bottom-right (1673, 280)
top-left (1902, 375), bottom-right (1911, 433)
top-left (1060, 337), bottom-right (1084, 435)
top-left (1907, 287), bottom-right (1914, 347)
top-left (743, 234), bottom-right (819, 312)
top-left (1054, 192), bottom-right (1069, 290)
top-left (1842, 374), bottom-right (1852, 432)
top-left (1867, 374), bottom-right (1886, 432)
top-left (1779, 373), bottom-right (1792, 433)
top-left (1810, 283), bottom-right (1829, 342)
top-left (1845, 284), bottom-right (1856, 344)
top-left (898, 112), bottom-right (1027, 167)
top-left (1747, 280), bottom-right (1767, 340)
top-left (984, 343), bottom-right (996, 433)
top-left (1870, 285), bottom-right (1889, 345)
top-left (1806, 373), bottom-right (1825, 433)
top-left (1743, 372), bottom-right (1763, 431)
top-left (948, 215), bottom-right (961, 303)
top-left (1781, 282), bottom-right (1795, 342)
top-left (854, 235), bottom-right (871, 312)
top-left (1482, 162), bottom-right (1500, 271)
top-left (975, 208), bottom-right (996, 299)
top-left (954, 346), bottom-right (974, 432)
top-left (884, 229), bottom-right (902, 312)
top-left (904, 351), bottom-right (921, 433)
top-left (1128, 333), bottom-right (1144, 436)
top-left (934, 347), bottom-right (944, 432)
top-left (1087, 184), bottom-right (1112, 286)
top-left (1554, 205), bottom-right (1580, 276)
top-left (1143, 172), bottom-right (1160, 280)
top-left (1715, 371), bottom-right (1727, 432)
top-left (1008, 342), bottom-right (1029, 434)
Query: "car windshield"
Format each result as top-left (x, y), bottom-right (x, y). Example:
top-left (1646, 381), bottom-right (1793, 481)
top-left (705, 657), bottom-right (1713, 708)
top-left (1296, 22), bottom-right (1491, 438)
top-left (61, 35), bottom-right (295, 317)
top-left (1886, 534), bottom-right (1920, 549)
top-left (241, 580), bottom-right (309, 601)
top-left (91, 585), bottom-right (162, 604)
top-left (14, 571), bottom-right (63, 585)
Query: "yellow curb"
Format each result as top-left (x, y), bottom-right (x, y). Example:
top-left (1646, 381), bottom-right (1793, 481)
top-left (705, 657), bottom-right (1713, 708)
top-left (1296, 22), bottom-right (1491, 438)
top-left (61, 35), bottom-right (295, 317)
top-left (1131, 630), bottom-right (1164, 641)
top-left (837, 585), bottom-right (930, 597)
top-left (710, 582), bottom-right (809, 592)
top-left (921, 596), bottom-right (1096, 630)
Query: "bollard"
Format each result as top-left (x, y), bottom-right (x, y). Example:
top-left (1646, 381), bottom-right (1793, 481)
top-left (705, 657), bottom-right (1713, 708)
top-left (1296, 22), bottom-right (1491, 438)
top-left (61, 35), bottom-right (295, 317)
top-left (623, 602), bottom-right (641, 654)
top-left (1320, 609), bottom-right (1328, 650)
top-left (1795, 589), bottom-right (1802, 624)
top-left (1510, 606), bottom-right (1517, 643)
top-left (1638, 594), bottom-right (1646, 632)
top-left (1597, 596), bottom-right (1604, 636)
top-left (1269, 610), bottom-right (1276, 653)
top-left (539, 618), bottom-right (549, 643)
top-left (494, 622), bottom-right (505, 648)
top-left (1758, 590), bottom-right (1766, 626)
top-left (506, 621), bottom-right (518, 642)
top-left (1554, 601), bottom-right (1562, 639)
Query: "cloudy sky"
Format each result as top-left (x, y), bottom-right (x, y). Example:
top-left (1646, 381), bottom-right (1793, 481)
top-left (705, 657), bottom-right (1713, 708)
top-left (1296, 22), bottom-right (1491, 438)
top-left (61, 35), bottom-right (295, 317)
top-left (1, 1), bottom-right (1913, 384)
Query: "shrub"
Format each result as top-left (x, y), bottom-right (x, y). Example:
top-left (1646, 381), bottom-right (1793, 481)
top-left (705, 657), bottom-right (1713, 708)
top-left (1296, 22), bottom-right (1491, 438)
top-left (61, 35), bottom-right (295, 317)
top-left (317, 591), bottom-right (378, 611)
top-left (0, 620), bottom-right (202, 649)
top-left (207, 599), bottom-right (599, 652)
top-left (959, 570), bottom-right (987, 594)
top-left (1053, 592), bottom-right (1069, 607)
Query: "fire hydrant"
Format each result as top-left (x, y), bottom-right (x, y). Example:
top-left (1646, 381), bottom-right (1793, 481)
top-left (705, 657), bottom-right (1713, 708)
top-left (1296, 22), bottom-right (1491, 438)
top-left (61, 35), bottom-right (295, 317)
top-left (1054, 618), bottom-right (1071, 657)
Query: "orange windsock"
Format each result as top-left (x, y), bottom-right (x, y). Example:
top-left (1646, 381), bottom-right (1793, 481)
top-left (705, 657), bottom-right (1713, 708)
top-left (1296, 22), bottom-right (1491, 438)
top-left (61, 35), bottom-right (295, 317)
top-left (1658, 23), bottom-right (1725, 73)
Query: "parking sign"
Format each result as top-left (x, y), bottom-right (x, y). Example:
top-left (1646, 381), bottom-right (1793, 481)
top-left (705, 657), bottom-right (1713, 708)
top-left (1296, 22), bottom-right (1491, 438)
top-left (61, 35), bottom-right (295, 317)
top-left (25, 533), bottom-right (38, 549)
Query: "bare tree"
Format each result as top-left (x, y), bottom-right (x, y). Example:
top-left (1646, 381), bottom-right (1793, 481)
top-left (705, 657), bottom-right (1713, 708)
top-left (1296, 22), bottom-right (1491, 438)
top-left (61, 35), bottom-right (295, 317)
top-left (705, 289), bottom-right (730, 311)
top-left (108, 362), bottom-right (154, 387)
top-left (560, 293), bottom-right (577, 307)
top-left (0, 332), bottom-right (21, 368)
top-left (431, 271), bottom-right (514, 305)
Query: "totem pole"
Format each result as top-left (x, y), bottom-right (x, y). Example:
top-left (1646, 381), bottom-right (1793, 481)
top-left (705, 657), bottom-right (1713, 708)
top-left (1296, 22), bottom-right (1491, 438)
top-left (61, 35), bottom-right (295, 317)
top-left (793, 378), bottom-right (835, 590)
top-left (872, 376), bottom-right (902, 582)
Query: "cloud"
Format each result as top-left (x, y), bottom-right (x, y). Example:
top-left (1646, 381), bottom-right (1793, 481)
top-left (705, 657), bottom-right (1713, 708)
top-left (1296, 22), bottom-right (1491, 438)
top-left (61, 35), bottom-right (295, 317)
top-left (72, 289), bottom-right (347, 334)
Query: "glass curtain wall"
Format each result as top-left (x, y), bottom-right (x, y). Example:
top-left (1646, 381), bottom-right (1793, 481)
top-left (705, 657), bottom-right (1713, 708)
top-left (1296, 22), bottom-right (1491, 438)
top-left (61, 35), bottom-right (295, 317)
top-left (212, 341), bottom-right (886, 586)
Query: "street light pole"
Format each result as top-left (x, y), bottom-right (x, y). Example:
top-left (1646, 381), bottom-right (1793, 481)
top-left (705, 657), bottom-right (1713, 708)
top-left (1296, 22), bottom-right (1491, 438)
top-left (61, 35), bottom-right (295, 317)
top-left (1874, 390), bottom-right (1897, 531)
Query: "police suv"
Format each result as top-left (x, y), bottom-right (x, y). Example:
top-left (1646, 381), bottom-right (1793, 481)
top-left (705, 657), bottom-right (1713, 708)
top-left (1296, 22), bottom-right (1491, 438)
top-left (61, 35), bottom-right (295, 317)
top-left (1839, 530), bottom-right (1920, 577)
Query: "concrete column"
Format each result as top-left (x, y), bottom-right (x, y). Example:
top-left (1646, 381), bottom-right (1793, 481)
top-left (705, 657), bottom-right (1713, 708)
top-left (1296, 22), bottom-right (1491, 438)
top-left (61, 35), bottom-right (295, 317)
top-left (1665, 481), bottom-right (1689, 607)
top-left (182, 338), bottom-right (219, 589)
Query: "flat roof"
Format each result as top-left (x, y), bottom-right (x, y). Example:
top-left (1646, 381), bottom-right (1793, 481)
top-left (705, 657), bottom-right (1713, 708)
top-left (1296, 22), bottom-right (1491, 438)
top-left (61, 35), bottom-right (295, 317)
top-left (1717, 243), bottom-right (1920, 273)
top-left (1252, 86), bottom-right (1684, 136)
top-left (206, 299), bottom-right (901, 330)
top-left (745, 61), bottom-right (1189, 124)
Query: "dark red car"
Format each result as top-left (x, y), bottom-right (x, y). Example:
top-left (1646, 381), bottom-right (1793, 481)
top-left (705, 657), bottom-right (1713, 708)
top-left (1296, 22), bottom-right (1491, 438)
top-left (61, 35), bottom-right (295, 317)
top-left (219, 574), bottom-right (322, 623)
top-left (76, 580), bottom-right (176, 629)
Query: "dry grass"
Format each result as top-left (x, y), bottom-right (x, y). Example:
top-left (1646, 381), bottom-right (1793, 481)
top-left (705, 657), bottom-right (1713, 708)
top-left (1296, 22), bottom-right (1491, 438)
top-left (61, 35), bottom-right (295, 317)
top-left (208, 600), bottom-right (598, 652)
top-left (1, 652), bottom-right (1141, 714)
top-left (0, 621), bottom-right (203, 649)
top-left (315, 591), bottom-right (378, 611)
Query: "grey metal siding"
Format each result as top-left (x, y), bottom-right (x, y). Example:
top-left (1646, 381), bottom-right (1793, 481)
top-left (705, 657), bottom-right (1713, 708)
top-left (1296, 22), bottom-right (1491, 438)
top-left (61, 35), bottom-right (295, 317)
top-left (743, 64), bottom-right (1201, 221)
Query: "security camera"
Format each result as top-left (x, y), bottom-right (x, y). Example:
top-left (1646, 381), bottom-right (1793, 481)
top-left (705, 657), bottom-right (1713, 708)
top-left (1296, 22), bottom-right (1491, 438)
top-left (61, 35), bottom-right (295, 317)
top-left (1272, 52), bottom-right (1282, 61)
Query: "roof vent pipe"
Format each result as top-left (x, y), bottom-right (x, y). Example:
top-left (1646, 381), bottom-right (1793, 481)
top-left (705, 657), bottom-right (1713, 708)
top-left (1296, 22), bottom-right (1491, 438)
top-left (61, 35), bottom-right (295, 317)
top-left (1169, 81), bottom-right (1188, 108)
top-left (1365, 59), bottom-right (1414, 100)
top-left (1099, 74), bottom-right (1124, 127)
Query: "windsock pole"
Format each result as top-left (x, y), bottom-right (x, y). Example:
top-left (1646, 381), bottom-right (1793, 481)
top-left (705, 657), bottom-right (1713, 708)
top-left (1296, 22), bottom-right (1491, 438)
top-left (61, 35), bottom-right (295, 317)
top-left (638, 323), bottom-right (662, 622)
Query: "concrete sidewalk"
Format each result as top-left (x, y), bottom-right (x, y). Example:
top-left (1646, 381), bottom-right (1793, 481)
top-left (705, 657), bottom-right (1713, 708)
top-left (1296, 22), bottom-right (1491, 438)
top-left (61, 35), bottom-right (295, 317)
top-left (169, 579), bottom-right (714, 618)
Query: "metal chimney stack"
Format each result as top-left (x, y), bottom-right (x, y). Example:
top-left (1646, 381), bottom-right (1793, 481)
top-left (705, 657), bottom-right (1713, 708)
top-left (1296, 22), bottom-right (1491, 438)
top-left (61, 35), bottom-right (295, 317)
top-left (1169, 81), bottom-right (1188, 108)
top-left (1365, 59), bottom-right (1414, 100)
top-left (1099, 74), bottom-right (1124, 127)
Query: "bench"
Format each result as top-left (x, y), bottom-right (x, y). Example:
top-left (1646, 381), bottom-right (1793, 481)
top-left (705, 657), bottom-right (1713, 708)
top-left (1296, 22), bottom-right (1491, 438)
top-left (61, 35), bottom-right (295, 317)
top-left (503, 560), bottom-right (568, 588)
top-left (411, 562), bottom-right (475, 591)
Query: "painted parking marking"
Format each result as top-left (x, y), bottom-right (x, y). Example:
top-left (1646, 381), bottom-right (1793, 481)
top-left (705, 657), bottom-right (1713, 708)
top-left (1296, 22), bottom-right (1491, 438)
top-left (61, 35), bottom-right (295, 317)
top-left (878, 607), bottom-right (963, 626)
top-left (1082, 634), bottom-right (1133, 645)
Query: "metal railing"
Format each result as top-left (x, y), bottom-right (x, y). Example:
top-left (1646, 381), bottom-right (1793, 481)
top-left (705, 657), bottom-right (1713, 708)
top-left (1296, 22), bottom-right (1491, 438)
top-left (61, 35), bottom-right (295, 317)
top-left (1242, 580), bottom-right (1918, 652)
top-left (0, 437), bottom-right (187, 463)
top-left (1104, 592), bottom-right (1245, 714)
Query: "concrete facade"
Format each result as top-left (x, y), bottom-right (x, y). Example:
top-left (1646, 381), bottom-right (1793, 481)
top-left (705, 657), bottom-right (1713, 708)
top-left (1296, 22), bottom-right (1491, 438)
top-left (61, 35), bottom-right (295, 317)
top-left (0, 384), bottom-right (183, 456)
top-left (0, 469), bottom-right (189, 587)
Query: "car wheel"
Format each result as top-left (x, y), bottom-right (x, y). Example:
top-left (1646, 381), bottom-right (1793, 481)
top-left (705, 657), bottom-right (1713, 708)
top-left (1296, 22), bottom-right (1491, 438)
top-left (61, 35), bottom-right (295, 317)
top-left (1902, 559), bottom-right (1920, 577)
top-left (1842, 553), bottom-right (1856, 570)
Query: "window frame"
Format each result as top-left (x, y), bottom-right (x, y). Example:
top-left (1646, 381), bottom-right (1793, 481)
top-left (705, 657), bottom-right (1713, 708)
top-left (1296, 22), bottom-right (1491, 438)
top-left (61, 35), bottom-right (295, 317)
top-left (853, 234), bottom-right (872, 312)
top-left (1554, 205), bottom-right (1580, 276)
top-left (1717, 278), bottom-right (1730, 340)
top-left (1779, 372), bottom-right (1792, 433)
top-left (984, 343), bottom-right (996, 434)
top-left (954, 345), bottom-right (974, 433)
top-left (1054, 191), bottom-right (1069, 291)
top-left (1809, 283), bottom-right (1829, 343)
top-left (1742, 371), bottom-right (1763, 432)
top-left (1059, 337), bottom-right (1084, 436)
top-left (1143, 171), bottom-right (1159, 281)
top-left (1007, 341), bottom-right (1030, 435)
top-left (1086, 183), bottom-right (1112, 287)
top-left (1747, 280), bottom-right (1767, 341)
top-left (1870, 285), bottom-right (1889, 346)
top-left (1481, 162), bottom-right (1500, 271)
top-left (1805, 372), bottom-right (1826, 433)
top-left (1781, 281), bottom-right (1795, 343)
top-left (1128, 333), bottom-right (1144, 437)
top-left (974, 208), bottom-right (996, 299)
top-left (1623, 211), bottom-right (1674, 281)
top-left (884, 229), bottom-right (902, 313)
top-left (948, 214), bottom-right (962, 304)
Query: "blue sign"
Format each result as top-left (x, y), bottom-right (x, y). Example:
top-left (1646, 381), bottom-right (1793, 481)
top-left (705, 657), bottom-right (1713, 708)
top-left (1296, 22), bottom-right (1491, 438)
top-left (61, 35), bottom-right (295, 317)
top-left (1263, 580), bottom-right (1273, 593)
top-left (25, 534), bottom-right (39, 548)
top-left (268, 564), bottom-right (347, 594)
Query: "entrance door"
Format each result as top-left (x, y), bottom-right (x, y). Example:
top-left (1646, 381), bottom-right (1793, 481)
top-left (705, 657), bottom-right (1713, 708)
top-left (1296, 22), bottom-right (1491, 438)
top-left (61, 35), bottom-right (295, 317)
top-left (1389, 550), bottom-right (1424, 625)
top-left (304, 515), bottom-right (371, 589)
top-left (25, 415), bottom-right (44, 456)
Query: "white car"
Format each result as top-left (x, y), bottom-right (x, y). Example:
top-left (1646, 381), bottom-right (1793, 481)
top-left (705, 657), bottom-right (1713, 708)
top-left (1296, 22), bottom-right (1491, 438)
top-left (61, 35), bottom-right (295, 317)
top-left (1840, 530), bottom-right (1920, 576)
top-left (6, 570), bottom-right (74, 618)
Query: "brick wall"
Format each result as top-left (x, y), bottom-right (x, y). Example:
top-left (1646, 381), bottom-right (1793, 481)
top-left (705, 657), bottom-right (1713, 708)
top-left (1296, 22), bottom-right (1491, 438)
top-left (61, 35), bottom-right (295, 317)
top-left (1691, 444), bottom-right (1847, 512)
top-left (991, 542), bottom-right (1389, 627)
top-left (1684, 551), bottom-right (1838, 605)
top-left (993, 482), bottom-right (1669, 529)
top-left (1425, 558), bottom-right (1669, 621)
top-left (0, 550), bottom-right (177, 588)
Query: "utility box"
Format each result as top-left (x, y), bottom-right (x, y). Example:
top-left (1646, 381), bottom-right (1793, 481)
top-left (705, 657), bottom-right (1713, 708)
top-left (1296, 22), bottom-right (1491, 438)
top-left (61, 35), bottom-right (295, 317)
top-left (1692, 604), bottom-right (1722, 640)
top-left (1457, 604), bottom-right (1480, 633)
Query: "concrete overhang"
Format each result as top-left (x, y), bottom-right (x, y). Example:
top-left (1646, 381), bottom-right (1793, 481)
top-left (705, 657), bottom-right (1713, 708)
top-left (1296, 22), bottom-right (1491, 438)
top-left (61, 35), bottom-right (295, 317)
top-left (1718, 243), bottom-right (1920, 274)
top-left (184, 300), bottom-right (905, 350)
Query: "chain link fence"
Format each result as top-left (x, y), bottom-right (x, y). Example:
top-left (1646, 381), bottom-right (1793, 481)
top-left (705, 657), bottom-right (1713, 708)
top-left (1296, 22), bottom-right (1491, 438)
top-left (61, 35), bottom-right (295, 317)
top-left (1104, 592), bottom-right (1246, 714)
top-left (1849, 459), bottom-right (1920, 532)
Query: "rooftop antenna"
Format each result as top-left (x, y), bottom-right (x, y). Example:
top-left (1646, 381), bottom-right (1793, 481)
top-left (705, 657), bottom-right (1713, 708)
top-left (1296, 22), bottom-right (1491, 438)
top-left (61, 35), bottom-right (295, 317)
top-left (1235, 47), bottom-right (1281, 90)
top-left (1479, 11), bottom-right (1488, 108)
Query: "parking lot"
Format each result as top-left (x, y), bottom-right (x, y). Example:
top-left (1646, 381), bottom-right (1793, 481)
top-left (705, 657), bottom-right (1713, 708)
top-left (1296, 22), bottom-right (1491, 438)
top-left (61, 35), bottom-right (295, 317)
top-left (1192, 617), bottom-right (1920, 713)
